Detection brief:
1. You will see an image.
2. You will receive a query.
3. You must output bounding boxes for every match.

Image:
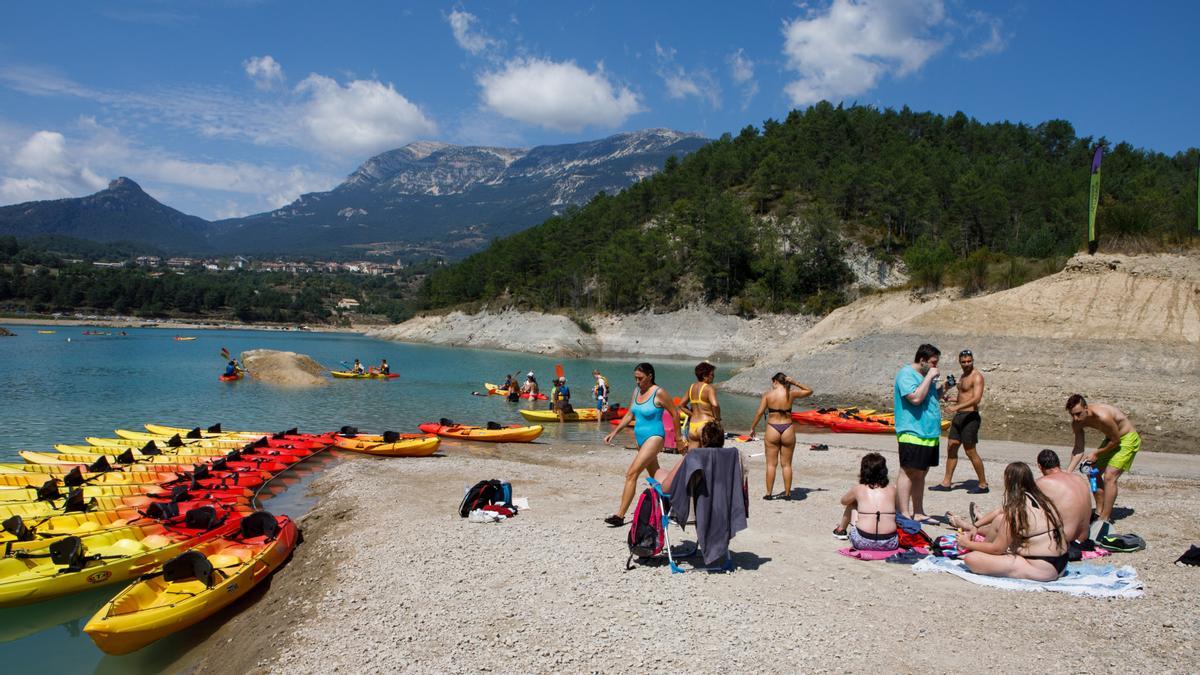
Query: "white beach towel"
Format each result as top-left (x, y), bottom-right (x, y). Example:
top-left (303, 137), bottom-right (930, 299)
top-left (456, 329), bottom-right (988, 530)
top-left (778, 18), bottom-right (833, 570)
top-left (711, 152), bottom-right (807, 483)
top-left (911, 555), bottom-right (1144, 599)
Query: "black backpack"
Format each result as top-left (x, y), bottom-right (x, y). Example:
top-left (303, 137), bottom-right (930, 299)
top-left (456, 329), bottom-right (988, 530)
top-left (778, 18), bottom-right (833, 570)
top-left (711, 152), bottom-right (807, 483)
top-left (458, 480), bottom-right (502, 517)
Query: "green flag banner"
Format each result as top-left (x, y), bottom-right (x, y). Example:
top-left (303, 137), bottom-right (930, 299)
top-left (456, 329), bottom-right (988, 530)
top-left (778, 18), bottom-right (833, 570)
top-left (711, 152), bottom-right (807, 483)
top-left (1088, 147), bottom-right (1103, 254)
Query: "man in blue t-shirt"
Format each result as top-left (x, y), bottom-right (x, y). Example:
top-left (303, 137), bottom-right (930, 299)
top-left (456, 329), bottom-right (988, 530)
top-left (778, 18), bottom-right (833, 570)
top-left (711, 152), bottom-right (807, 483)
top-left (893, 343), bottom-right (945, 520)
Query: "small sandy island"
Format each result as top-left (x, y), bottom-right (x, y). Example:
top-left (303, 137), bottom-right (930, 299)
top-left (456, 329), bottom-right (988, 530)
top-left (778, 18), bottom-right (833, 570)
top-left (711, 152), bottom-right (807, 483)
top-left (185, 429), bottom-right (1200, 673)
top-left (241, 349), bottom-right (328, 387)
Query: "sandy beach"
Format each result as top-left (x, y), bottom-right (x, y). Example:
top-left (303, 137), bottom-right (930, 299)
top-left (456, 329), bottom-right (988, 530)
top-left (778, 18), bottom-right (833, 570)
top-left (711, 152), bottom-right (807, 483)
top-left (184, 428), bottom-right (1200, 673)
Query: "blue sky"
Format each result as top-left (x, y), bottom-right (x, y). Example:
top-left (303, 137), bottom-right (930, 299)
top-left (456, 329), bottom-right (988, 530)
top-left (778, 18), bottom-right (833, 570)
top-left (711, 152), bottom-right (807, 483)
top-left (1, 1), bottom-right (1196, 219)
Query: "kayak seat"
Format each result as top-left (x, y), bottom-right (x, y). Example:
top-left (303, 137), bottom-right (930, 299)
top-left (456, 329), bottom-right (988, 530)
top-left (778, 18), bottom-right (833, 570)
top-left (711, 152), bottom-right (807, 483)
top-left (439, 418), bottom-right (455, 427)
top-left (486, 421), bottom-right (504, 430)
top-left (163, 550), bottom-right (214, 587)
top-left (239, 511), bottom-right (279, 541)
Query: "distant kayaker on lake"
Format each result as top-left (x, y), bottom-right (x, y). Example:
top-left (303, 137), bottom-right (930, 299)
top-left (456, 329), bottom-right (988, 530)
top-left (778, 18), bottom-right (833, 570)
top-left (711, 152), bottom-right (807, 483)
top-left (522, 372), bottom-right (539, 397)
top-left (352, 359), bottom-right (365, 375)
top-left (550, 378), bottom-right (573, 421)
top-left (602, 362), bottom-right (682, 527)
top-left (224, 360), bottom-right (240, 377)
top-left (379, 359), bottom-right (390, 375)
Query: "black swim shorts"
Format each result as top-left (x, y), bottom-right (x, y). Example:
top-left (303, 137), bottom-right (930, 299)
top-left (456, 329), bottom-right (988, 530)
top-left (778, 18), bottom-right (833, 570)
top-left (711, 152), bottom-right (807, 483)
top-left (948, 411), bottom-right (981, 446)
top-left (898, 441), bottom-right (940, 470)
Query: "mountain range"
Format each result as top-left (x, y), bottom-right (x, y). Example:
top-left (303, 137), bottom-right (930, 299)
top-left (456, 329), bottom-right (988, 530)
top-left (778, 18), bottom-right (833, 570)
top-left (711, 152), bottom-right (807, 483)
top-left (0, 129), bottom-right (709, 257)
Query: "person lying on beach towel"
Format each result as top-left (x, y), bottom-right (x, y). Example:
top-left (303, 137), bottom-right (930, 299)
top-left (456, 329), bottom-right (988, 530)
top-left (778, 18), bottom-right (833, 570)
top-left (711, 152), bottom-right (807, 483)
top-left (832, 453), bottom-right (898, 551)
top-left (956, 462), bottom-right (1069, 581)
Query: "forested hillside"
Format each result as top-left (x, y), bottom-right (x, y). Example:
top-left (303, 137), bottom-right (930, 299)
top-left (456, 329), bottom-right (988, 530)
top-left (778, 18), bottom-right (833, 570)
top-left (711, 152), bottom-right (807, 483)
top-left (420, 103), bottom-right (1199, 314)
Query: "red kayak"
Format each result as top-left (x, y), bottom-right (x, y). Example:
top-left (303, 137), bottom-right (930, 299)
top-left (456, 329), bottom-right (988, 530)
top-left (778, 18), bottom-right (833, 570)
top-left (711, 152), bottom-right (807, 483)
top-left (827, 418), bottom-right (893, 434)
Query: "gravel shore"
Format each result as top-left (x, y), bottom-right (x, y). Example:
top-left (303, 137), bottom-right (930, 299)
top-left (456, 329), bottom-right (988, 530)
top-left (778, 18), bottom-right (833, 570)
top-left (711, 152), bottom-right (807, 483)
top-left (186, 430), bottom-right (1200, 673)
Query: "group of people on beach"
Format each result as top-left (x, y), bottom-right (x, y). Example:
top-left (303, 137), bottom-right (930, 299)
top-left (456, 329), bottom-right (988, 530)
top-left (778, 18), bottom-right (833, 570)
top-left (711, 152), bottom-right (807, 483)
top-left (595, 343), bottom-right (1142, 581)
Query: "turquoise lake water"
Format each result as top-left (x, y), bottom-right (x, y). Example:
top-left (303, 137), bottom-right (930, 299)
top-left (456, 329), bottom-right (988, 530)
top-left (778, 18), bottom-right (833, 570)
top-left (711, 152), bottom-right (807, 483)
top-left (0, 324), bottom-right (763, 671)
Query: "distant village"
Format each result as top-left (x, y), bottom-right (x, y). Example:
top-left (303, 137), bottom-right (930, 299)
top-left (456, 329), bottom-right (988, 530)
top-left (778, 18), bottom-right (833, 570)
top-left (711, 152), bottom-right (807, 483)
top-left (77, 255), bottom-right (423, 276)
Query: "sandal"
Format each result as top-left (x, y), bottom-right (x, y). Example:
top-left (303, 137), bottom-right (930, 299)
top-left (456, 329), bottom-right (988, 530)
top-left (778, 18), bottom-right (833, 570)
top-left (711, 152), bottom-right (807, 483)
top-left (945, 511), bottom-right (972, 530)
top-left (762, 493), bottom-right (777, 501)
top-left (928, 484), bottom-right (953, 492)
top-left (832, 527), bottom-right (849, 540)
top-left (968, 501), bottom-right (979, 526)
top-left (603, 514), bottom-right (625, 527)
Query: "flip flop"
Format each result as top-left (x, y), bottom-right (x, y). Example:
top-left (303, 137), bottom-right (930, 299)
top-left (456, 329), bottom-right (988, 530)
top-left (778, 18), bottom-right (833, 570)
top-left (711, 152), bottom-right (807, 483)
top-left (944, 511), bottom-right (972, 530)
top-left (968, 502), bottom-right (978, 526)
top-left (928, 484), bottom-right (953, 492)
top-left (603, 514), bottom-right (625, 527)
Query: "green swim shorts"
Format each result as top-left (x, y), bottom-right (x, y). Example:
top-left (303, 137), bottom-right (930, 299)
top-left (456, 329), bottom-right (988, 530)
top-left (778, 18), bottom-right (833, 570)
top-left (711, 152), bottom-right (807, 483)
top-left (1096, 431), bottom-right (1141, 472)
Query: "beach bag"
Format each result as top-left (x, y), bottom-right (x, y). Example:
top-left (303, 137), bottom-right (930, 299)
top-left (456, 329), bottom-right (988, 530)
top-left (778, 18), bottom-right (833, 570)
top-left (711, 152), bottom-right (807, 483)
top-left (459, 480), bottom-right (502, 518)
top-left (1097, 533), bottom-right (1146, 553)
top-left (627, 488), bottom-right (665, 564)
top-left (898, 528), bottom-right (933, 550)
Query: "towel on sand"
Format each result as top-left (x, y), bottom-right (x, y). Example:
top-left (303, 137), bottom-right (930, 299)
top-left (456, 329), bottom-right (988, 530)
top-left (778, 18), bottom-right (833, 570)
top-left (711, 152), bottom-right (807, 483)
top-left (838, 547), bottom-right (900, 560)
top-left (839, 546), bottom-right (931, 562)
top-left (912, 556), bottom-right (1144, 598)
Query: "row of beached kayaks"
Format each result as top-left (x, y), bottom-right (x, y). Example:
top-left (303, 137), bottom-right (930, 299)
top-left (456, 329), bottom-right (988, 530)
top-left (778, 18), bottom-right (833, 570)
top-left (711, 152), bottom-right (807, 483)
top-left (0, 422), bottom-right (333, 655)
top-left (792, 407), bottom-right (951, 434)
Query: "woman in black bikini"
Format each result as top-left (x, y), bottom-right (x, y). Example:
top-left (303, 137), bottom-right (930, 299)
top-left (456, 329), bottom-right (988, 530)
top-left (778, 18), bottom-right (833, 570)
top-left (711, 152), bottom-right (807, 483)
top-left (959, 462), bottom-right (1069, 581)
top-left (748, 372), bottom-right (813, 500)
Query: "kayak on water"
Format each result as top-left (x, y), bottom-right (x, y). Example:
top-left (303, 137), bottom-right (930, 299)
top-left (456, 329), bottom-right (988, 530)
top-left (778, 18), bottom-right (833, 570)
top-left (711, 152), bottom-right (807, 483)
top-left (417, 421), bottom-right (543, 443)
top-left (483, 383), bottom-right (548, 400)
top-left (0, 515), bottom-right (241, 607)
top-left (0, 500), bottom-right (249, 545)
top-left (330, 371), bottom-right (399, 380)
top-left (519, 407), bottom-right (627, 423)
top-left (84, 511), bottom-right (298, 655)
top-left (219, 372), bottom-right (244, 382)
top-left (173, 337), bottom-right (196, 341)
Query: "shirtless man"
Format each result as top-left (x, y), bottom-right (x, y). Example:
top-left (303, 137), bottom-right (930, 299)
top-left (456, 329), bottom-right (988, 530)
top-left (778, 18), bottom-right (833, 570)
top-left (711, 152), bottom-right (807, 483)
top-left (949, 449), bottom-right (1090, 544)
top-left (931, 349), bottom-right (989, 494)
top-left (1065, 394), bottom-right (1141, 524)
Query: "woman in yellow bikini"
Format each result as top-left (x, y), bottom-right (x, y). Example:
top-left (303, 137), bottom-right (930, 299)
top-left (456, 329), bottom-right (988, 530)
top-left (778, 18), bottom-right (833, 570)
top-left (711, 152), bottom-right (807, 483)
top-left (748, 372), bottom-right (813, 500)
top-left (682, 362), bottom-right (721, 450)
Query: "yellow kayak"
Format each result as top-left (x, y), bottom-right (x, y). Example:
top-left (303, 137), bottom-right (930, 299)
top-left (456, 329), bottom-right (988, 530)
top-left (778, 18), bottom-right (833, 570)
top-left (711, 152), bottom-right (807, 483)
top-left (333, 435), bottom-right (440, 457)
top-left (330, 371), bottom-right (399, 379)
top-left (0, 518), bottom-right (238, 607)
top-left (0, 494), bottom-right (250, 521)
top-left (0, 483), bottom-right (253, 505)
top-left (84, 512), bottom-right (298, 655)
top-left (0, 470), bottom-right (182, 488)
top-left (0, 502), bottom-right (251, 545)
top-left (101, 433), bottom-right (255, 450)
top-left (418, 422), bottom-right (543, 443)
top-left (519, 408), bottom-right (606, 423)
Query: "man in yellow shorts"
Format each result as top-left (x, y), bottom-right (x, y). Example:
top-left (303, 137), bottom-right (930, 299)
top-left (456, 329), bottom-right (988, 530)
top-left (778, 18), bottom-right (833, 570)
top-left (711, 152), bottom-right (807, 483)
top-left (1064, 394), bottom-right (1141, 527)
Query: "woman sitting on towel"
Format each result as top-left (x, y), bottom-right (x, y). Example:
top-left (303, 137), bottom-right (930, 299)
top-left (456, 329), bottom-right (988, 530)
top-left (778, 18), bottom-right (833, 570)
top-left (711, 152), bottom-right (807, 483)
top-left (958, 462), bottom-right (1068, 581)
top-left (833, 453), bottom-right (898, 550)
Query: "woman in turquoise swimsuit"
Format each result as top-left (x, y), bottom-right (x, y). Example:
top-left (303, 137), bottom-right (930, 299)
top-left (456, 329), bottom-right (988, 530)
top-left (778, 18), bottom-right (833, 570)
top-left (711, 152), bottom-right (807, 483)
top-left (602, 362), bottom-right (682, 527)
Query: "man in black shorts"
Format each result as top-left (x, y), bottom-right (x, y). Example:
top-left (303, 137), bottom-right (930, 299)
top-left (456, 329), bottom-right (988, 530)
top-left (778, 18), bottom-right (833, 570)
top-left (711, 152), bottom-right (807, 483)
top-left (893, 343), bottom-right (945, 520)
top-left (931, 349), bottom-right (989, 494)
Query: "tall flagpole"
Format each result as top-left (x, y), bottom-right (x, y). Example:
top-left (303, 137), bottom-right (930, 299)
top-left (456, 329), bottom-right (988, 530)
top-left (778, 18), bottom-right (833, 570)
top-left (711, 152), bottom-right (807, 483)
top-left (1088, 146), bottom-right (1103, 254)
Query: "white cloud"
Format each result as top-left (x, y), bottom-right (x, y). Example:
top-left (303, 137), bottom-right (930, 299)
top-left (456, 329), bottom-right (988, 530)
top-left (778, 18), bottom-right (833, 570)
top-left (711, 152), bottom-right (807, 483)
top-left (727, 48), bottom-right (759, 110)
top-left (447, 10), bottom-right (498, 55)
top-left (477, 57), bottom-right (643, 132)
top-left (0, 66), bottom-right (437, 159)
top-left (781, 0), bottom-right (948, 106)
top-left (243, 55), bottom-right (285, 90)
top-left (294, 74), bottom-right (438, 157)
top-left (959, 11), bottom-right (1007, 60)
top-left (728, 48), bottom-right (754, 85)
top-left (654, 42), bottom-right (721, 109)
top-left (0, 118), bottom-right (337, 218)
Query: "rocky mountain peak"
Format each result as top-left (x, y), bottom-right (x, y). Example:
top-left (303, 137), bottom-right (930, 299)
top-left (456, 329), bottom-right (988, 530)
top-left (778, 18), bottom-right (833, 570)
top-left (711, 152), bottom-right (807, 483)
top-left (106, 176), bottom-right (144, 192)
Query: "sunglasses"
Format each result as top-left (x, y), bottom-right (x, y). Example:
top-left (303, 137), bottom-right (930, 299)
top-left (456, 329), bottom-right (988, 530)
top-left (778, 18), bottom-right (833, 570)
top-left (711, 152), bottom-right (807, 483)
top-left (959, 350), bottom-right (973, 357)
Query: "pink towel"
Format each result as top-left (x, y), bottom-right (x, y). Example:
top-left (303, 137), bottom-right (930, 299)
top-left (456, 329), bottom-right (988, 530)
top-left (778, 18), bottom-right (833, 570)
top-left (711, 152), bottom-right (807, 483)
top-left (838, 547), bottom-right (902, 560)
top-left (663, 410), bottom-right (677, 450)
top-left (1082, 548), bottom-right (1111, 560)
